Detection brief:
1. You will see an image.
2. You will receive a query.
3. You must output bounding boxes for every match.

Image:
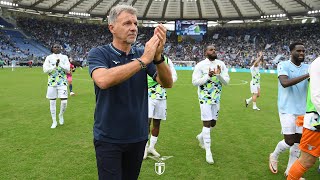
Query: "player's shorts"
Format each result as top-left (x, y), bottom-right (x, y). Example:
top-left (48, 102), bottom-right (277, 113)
top-left (46, 86), bottom-right (68, 99)
top-left (67, 74), bottom-right (72, 82)
top-left (200, 103), bottom-right (220, 121)
top-left (279, 113), bottom-right (303, 134)
top-left (148, 98), bottom-right (167, 120)
top-left (250, 81), bottom-right (260, 94)
top-left (299, 128), bottom-right (320, 157)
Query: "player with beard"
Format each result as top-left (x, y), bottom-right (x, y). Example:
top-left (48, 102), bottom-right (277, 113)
top-left (192, 45), bottom-right (230, 164)
top-left (269, 42), bottom-right (310, 178)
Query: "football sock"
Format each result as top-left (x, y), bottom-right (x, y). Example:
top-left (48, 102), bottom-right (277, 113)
top-left (69, 84), bottom-right (73, 92)
top-left (272, 139), bottom-right (291, 159)
top-left (246, 97), bottom-right (252, 104)
top-left (285, 143), bottom-right (300, 175)
top-left (287, 160), bottom-right (307, 180)
top-left (202, 127), bottom-right (211, 152)
top-left (59, 100), bottom-right (68, 116)
top-left (149, 135), bottom-right (158, 149)
top-left (50, 100), bottom-right (56, 122)
top-left (253, 102), bottom-right (257, 108)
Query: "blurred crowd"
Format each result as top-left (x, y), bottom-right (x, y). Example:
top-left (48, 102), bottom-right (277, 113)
top-left (0, 17), bottom-right (319, 69)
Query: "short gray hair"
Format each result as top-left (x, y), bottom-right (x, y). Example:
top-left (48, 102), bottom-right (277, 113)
top-left (107, 4), bottom-right (137, 25)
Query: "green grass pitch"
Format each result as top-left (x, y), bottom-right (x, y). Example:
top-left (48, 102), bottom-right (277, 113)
top-left (0, 67), bottom-right (319, 179)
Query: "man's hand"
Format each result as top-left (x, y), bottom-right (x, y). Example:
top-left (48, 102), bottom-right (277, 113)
top-left (140, 35), bottom-right (160, 64)
top-left (153, 24), bottom-right (167, 61)
top-left (56, 59), bottom-right (60, 67)
top-left (214, 65), bottom-right (221, 75)
top-left (208, 68), bottom-right (215, 77)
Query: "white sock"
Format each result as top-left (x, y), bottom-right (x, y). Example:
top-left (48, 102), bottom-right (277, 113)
top-left (253, 102), bottom-right (257, 108)
top-left (59, 99), bottom-right (68, 116)
top-left (271, 139), bottom-right (291, 159)
top-left (50, 100), bottom-right (56, 123)
top-left (149, 135), bottom-right (158, 149)
top-left (202, 127), bottom-right (211, 152)
top-left (285, 143), bottom-right (300, 175)
top-left (246, 97), bottom-right (252, 104)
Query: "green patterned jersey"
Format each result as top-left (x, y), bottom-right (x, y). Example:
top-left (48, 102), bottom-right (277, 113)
top-left (43, 53), bottom-right (70, 87)
top-left (250, 65), bottom-right (260, 85)
top-left (192, 59), bottom-right (230, 104)
top-left (47, 67), bottom-right (68, 86)
top-left (198, 76), bottom-right (222, 104)
top-left (148, 56), bottom-right (168, 100)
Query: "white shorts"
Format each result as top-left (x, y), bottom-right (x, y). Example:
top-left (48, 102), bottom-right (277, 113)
top-left (250, 81), bottom-right (260, 94)
top-left (200, 103), bottom-right (220, 121)
top-left (148, 98), bottom-right (167, 120)
top-left (279, 113), bottom-right (303, 134)
top-left (46, 86), bottom-right (68, 99)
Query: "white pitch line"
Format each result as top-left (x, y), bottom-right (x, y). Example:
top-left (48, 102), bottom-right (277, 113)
top-left (229, 80), bottom-right (248, 86)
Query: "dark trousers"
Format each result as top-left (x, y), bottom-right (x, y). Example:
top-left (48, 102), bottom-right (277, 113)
top-left (94, 139), bottom-right (147, 180)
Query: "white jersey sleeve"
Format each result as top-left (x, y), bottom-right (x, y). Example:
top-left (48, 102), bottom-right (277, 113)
top-left (168, 58), bottom-right (178, 83)
top-left (310, 57), bottom-right (320, 113)
top-left (43, 55), bottom-right (56, 73)
top-left (192, 62), bottom-right (210, 86)
top-left (215, 61), bottom-right (230, 85)
top-left (58, 55), bottom-right (70, 72)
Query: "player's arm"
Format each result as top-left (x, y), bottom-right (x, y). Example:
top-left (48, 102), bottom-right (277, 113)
top-left (278, 74), bottom-right (309, 88)
top-left (43, 56), bottom-right (56, 73)
top-left (310, 58), bottom-right (320, 113)
top-left (277, 62), bottom-right (309, 88)
top-left (310, 58), bottom-right (320, 129)
top-left (252, 51), bottom-right (263, 67)
top-left (59, 56), bottom-right (70, 72)
top-left (192, 64), bottom-right (210, 86)
top-left (215, 63), bottom-right (230, 85)
top-left (167, 58), bottom-right (178, 83)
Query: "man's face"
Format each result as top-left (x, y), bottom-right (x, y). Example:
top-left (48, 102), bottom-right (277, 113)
top-left (109, 11), bottom-right (138, 44)
top-left (291, 45), bottom-right (305, 62)
top-left (206, 46), bottom-right (217, 60)
top-left (52, 44), bottom-right (61, 54)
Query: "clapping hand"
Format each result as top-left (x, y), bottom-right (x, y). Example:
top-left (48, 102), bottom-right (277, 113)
top-left (153, 24), bottom-right (167, 61)
top-left (208, 68), bottom-right (215, 77)
top-left (214, 65), bottom-right (221, 75)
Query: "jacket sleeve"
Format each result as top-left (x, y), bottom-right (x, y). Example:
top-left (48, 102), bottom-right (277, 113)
top-left (168, 58), bottom-right (178, 83)
top-left (43, 56), bottom-right (56, 73)
top-left (310, 58), bottom-right (320, 113)
top-left (59, 55), bottom-right (70, 72)
top-left (192, 63), bottom-right (210, 86)
top-left (216, 62), bottom-right (230, 85)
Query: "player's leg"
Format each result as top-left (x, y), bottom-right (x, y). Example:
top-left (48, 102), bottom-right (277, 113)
top-left (245, 82), bottom-right (254, 106)
top-left (67, 75), bottom-right (75, 96)
top-left (252, 86), bottom-right (260, 110)
top-left (287, 128), bottom-right (320, 179)
top-left (46, 86), bottom-right (58, 128)
top-left (144, 98), bottom-right (155, 159)
top-left (148, 118), bottom-right (161, 157)
top-left (58, 86), bottom-right (68, 125)
top-left (269, 113), bottom-right (296, 173)
top-left (148, 99), bottom-right (166, 157)
top-left (200, 104), bottom-right (217, 164)
top-left (284, 133), bottom-right (301, 176)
